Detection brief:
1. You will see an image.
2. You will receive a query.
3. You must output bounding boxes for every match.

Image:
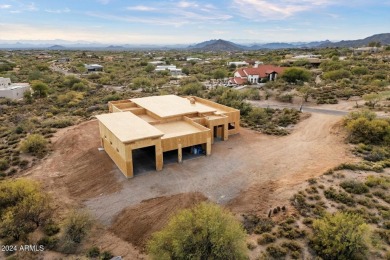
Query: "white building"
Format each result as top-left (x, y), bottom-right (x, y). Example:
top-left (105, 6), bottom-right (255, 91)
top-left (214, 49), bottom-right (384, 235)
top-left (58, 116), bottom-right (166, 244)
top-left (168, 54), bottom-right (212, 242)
top-left (155, 65), bottom-right (182, 76)
top-left (0, 77), bottom-right (30, 100)
top-left (227, 61), bottom-right (248, 67)
top-left (85, 64), bottom-right (103, 72)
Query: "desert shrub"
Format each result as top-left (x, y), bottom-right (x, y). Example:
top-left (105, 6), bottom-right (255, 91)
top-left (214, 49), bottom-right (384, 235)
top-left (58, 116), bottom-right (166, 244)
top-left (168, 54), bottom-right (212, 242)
top-left (86, 246), bottom-right (100, 257)
top-left (365, 175), bottom-right (390, 188)
top-left (281, 67), bottom-right (311, 84)
top-left (147, 202), bottom-right (247, 260)
top-left (57, 91), bottom-right (84, 106)
top-left (340, 180), bottom-right (369, 194)
top-left (257, 233), bottom-right (276, 245)
top-left (276, 93), bottom-right (293, 103)
top-left (131, 77), bottom-right (152, 90)
top-left (216, 88), bottom-right (252, 116)
top-left (38, 236), bottom-right (58, 250)
top-left (324, 187), bottom-right (356, 206)
top-left (363, 146), bottom-right (390, 162)
top-left (62, 210), bottom-right (92, 244)
top-left (100, 251), bottom-right (114, 260)
top-left (31, 80), bottom-right (49, 98)
top-left (266, 245), bottom-right (287, 258)
top-left (311, 212), bottom-right (370, 260)
top-left (277, 222), bottom-right (306, 239)
top-left (0, 158), bottom-right (9, 171)
top-left (42, 118), bottom-right (74, 128)
top-left (323, 69), bottom-right (351, 81)
top-left (247, 107), bottom-right (270, 125)
top-left (19, 134), bottom-right (48, 157)
top-left (242, 214), bottom-right (275, 234)
top-left (281, 241), bottom-right (301, 251)
top-left (0, 179), bottom-right (52, 242)
top-left (44, 222), bottom-right (60, 236)
top-left (247, 242), bottom-right (257, 250)
top-left (352, 66), bottom-right (369, 75)
top-left (178, 82), bottom-right (204, 96)
top-left (344, 111), bottom-right (390, 145)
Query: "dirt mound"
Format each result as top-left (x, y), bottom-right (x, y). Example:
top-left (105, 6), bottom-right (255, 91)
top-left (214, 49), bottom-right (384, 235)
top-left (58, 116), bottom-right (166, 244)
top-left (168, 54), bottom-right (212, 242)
top-left (109, 192), bottom-right (207, 248)
top-left (27, 120), bottom-right (123, 201)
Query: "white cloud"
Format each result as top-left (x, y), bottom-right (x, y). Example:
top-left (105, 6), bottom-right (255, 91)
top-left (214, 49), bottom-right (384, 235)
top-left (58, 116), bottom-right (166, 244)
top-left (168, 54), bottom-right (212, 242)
top-left (232, 0), bottom-right (335, 20)
top-left (126, 5), bottom-right (156, 11)
top-left (0, 4), bottom-right (11, 9)
top-left (178, 1), bottom-right (199, 8)
top-left (45, 8), bottom-right (70, 14)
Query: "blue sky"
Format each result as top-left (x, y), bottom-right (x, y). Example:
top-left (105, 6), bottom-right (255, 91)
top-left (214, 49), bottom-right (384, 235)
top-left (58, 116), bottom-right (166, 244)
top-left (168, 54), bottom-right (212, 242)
top-left (0, 0), bottom-right (389, 44)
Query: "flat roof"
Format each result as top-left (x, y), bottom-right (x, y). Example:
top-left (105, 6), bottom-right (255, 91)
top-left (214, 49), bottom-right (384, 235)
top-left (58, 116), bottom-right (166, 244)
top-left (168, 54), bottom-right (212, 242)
top-left (154, 121), bottom-right (203, 139)
top-left (130, 95), bottom-right (216, 118)
top-left (96, 112), bottom-right (164, 143)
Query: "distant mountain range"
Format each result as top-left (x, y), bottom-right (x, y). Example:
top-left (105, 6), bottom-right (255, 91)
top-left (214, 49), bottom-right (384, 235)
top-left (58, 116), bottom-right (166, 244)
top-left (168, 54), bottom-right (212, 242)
top-left (0, 33), bottom-right (389, 51)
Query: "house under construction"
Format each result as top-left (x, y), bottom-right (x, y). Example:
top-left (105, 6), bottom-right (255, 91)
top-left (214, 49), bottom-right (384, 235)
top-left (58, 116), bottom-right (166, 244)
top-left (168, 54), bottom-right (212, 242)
top-left (96, 95), bottom-right (240, 178)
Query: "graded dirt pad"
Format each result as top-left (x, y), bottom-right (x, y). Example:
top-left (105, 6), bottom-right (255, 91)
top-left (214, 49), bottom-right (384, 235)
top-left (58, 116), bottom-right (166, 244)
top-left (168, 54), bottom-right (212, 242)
top-left (109, 192), bottom-right (207, 248)
top-left (25, 112), bottom-right (354, 258)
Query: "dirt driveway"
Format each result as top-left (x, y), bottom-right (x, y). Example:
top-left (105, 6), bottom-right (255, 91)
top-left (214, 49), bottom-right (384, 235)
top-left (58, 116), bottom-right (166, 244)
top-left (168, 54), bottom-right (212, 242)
top-left (25, 110), bottom-right (351, 222)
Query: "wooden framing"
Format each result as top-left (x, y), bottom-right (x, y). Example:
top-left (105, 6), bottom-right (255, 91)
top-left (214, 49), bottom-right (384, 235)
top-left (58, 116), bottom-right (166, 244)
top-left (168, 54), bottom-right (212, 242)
top-left (97, 95), bottom-right (240, 178)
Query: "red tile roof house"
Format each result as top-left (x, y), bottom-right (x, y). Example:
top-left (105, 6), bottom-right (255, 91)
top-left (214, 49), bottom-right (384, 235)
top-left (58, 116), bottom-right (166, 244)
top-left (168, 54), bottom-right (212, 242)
top-left (229, 65), bottom-right (286, 85)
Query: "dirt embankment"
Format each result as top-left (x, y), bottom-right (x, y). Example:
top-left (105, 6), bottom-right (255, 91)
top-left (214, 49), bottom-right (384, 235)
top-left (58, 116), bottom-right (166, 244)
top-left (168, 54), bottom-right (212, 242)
top-left (26, 120), bottom-right (123, 202)
top-left (109, 192), bottom-right (207, 248)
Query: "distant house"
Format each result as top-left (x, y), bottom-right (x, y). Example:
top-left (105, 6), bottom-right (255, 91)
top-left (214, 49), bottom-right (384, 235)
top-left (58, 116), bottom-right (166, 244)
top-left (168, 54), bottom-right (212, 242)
top-left (353, 47), bottom-right (382, 54)
top-left (85, 64), bottom-right (103, 72)
top-left (148, 61), bottom-right (165, 65)
top-left (0, 77), bottom-right (30, 100)
top-left (36, 53), bottom-right (52, 59)
top-left (227, 61), bottom-right (263, 67)
top-left (57, 57), bottom-right (70, 63)
top-left (229, 65), bottom-right (286, 85)
top-left (187, 57), bottom-right (202, 61)
top-left (155, 65), bottom-right (182, 76)
top-left (227, 61), bottom-right (248, 67)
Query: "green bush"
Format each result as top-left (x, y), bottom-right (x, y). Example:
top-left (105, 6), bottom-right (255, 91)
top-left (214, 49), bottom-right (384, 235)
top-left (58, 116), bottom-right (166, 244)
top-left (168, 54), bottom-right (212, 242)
top-left (100, 251), bottom-right (114, 260)
top-left (311, 212), bottom-right (370, 260)
top-left (19, 134), bottom-right (48, 158)
top-left (281, 67), bottom-right (311, 84)
top-left (344, 111), bottom-right (390, 145)
top-left (38, 236), bottom-right (58, 250)
top-left (365, 175), bottom-right (390, 188)
top-left (323, 69), bottom-right (351, 81)
top-left (0, 158), bottom-right (9, 171)
top-left (0, 179), bottom-right (52, 242)
top-left (43, 222), bottom-right (60, 236)
top-left (324, 187), bottom-right (356, 206)
top-left (147, 202), bottom-right (247, 260)
top-left (340, 180), bottom-right (369, 194)
top-left (62, 210), bottom-right (92, 244)
top-left (178, 82), bottom-right (204, 96)
top-left (86, 246), bottom-right (100, 257)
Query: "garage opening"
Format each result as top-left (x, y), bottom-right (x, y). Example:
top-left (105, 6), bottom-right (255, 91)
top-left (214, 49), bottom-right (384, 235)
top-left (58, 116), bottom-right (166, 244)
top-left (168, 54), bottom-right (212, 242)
top-left (132, 145), bottom-right (156, 175)
top-left (163, 146), bottom-right (206, 165)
